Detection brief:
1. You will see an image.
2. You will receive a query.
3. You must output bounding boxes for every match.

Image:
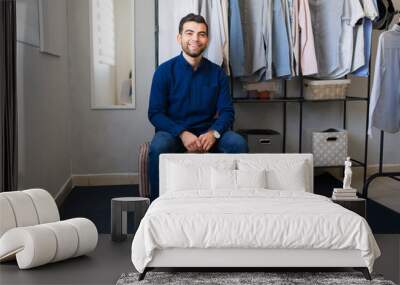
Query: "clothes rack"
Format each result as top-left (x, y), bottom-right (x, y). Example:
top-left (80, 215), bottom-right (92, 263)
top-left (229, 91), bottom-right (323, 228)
top-left (154, 1), bottom-right (399, 194)
top-left (362, 10), bottom-right (400, 198)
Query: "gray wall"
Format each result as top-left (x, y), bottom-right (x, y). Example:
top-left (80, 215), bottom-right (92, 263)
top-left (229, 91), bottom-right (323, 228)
top-left (17, 0), bottom-right (71, 196)
top-left (67, 0), bottom-right (154, 175)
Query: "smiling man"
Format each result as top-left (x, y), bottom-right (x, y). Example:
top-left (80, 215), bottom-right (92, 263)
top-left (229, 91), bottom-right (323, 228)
top-left (147, 13), bottom-right (248, 201)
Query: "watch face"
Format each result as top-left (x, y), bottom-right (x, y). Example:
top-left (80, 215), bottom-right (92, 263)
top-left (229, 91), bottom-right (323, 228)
top-left (213, 130), bottom-right (221, 139)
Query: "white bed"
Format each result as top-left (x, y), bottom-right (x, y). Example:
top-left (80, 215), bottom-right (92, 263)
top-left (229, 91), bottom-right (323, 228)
top-left (131, 154), bottom-right (380, 280)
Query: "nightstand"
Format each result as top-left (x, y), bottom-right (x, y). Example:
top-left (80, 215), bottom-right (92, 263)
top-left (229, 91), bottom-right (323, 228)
top-left (332, 198), bottom-right (366, 218)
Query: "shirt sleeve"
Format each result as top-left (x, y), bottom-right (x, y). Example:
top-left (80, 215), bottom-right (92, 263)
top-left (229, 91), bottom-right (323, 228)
top-left (148, 67), bottom-right (186, 137)
top-left (210, 70), bottom-right (234, 135)
top-left (362, 0), bottom-right (378, 20)
top-left (349, 0), bottom-right (365, 27)
top-left (368, 34), bottom-right (384, 137)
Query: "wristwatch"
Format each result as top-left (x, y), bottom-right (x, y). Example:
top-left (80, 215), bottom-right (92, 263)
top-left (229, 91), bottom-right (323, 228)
top-left (212, 130), bottom-right (221, 139)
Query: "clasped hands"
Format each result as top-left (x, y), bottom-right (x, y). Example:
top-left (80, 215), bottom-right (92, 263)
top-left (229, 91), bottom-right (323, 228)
top-left (179, 130), bottom-right (216, 152)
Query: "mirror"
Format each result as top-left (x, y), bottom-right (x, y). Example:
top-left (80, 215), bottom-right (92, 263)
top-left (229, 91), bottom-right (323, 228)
top-left (89, 0), bottom-right (135, 109)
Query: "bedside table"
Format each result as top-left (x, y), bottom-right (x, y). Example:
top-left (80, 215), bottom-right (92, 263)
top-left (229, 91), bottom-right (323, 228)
top-left (332, 198), bottom-right (366, 218)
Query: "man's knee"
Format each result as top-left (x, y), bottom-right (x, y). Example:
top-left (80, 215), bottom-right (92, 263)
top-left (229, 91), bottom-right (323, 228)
top-left (149, 131), bottom-right (180, 156)
top-left (219, 131), bottom-right (249, 153)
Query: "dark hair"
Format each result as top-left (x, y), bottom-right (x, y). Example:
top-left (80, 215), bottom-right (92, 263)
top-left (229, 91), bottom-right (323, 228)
top-left (178, 13), bottom-right (208, 35)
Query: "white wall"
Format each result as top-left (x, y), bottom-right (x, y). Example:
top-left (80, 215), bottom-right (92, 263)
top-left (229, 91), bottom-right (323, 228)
top-left (17, 0), bottom-right (71, 196)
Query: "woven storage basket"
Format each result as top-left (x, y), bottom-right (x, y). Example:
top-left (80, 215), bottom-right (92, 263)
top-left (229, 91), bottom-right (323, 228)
top-left (304, 79), bottom-right (351, 100)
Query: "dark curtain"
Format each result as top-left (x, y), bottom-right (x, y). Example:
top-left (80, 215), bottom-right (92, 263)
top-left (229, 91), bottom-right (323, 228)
top-left (0, 0), bottom-right (17, 192)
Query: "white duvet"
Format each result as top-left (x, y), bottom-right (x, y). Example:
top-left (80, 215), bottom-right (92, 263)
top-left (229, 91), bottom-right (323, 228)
top-left (131, 190), bottom-right (380, 273)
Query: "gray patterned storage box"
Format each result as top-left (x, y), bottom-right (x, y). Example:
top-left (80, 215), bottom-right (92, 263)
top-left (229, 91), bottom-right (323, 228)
top-left (312, 129), bottom-right (348, 167)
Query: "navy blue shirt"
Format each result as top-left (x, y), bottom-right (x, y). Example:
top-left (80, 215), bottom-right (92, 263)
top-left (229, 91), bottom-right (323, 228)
top-left (148, 53), bottom-right (234, 137)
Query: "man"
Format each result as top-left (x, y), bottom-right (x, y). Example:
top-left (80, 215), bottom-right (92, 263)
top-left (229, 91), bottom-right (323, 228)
top-left (148, 13), bottom-right (248, 201)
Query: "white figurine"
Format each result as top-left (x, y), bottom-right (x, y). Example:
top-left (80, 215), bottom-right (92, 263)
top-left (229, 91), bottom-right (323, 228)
top-left (343, 157), bottom-right (352, 189)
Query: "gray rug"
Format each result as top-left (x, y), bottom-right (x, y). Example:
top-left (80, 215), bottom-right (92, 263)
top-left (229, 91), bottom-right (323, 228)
top-left (116, 271), bottom-right (396, 285)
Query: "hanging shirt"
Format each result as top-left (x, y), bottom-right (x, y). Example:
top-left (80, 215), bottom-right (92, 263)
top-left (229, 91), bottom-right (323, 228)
top-left (352, 0), bottom-right (379, 77)
top-left (282, 0), bottom-right (295, 77)
top-left (229, 0), bottom-right (246, 77)
top-left (243, 0), bottom-right (268, 77)
top-left (324, 0), bottom-right (364, 78)
top-left (148, 53), bottom-right (234, 137)
top-left (308, 0), bottom-right (344, 76)
top-left (298, 0), bottom-right (318, 75)
top-left (158, 0), bottom-right (200, 65)
top-left (232, 0), bottom-right (272, 81)
top-left (272, 0), bottom-right (291, 77)
top-left (201, 0), bottom-right (229, 72)
top-left (220, 0), bottom-right (230, 75)
top-left (292, 0), bottom-right (300, 75)
top-left (368, 24), bottom-right (400, 136)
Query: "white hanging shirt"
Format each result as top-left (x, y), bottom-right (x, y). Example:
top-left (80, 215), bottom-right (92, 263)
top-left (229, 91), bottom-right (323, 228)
top-left (158, 0), bottom-right (200, 65)
top-left (368, 24), bottom-right (400, 136)
top-left (201, 0), bottom-right (229, 73)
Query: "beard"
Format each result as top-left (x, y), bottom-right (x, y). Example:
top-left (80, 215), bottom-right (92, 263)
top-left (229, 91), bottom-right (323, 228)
top-left (181, 41), bottom-right (207, 58)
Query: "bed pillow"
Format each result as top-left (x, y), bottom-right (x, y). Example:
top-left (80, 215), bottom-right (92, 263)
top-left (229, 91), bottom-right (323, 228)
top-left (211, 168), bottom-right (236, 190)
top-left (266, 161), bottom-right (307, 191)
top-left (211, 168), bottom-right (267, 190)
top-left (238, 159), bottom-right (308, 191)
top-left (167, 160), bottom-right (235, 192)
top-left (236, 169), bottom-right (267, 189)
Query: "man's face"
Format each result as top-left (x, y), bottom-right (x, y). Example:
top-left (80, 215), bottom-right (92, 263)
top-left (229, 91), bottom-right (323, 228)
top-left (177, 21), bottom-right (208, 58)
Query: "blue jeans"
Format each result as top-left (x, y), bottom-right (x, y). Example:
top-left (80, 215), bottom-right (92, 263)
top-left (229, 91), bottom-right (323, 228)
top-left (148, 131), bottom-right (249, 202)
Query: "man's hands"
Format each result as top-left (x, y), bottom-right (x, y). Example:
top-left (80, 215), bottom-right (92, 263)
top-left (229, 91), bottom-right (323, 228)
top-left (180, 130), bottom-right (216, 152)
top-left (180, 131), bottom-right (202, 152)
top-left (198, 131), bottom-right (216, 152)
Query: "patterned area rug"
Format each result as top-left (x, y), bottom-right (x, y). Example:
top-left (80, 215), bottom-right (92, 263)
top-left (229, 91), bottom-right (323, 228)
top-left (116, 271), bottom-right (396, 285)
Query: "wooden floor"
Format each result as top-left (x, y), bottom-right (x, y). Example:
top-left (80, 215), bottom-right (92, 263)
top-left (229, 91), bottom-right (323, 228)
top-left (1, 234), bottom-right (399, 285)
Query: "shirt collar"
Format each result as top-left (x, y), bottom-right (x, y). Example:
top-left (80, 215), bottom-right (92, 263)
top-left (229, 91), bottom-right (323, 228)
top-left (391, 24), bottom-right (400, 32)
top-left (178, 52), bottom-right (206, 71)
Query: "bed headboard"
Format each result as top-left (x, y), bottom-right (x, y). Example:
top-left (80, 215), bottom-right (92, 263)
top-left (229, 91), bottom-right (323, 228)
top-left (159, 153), bottom-right (314, 196)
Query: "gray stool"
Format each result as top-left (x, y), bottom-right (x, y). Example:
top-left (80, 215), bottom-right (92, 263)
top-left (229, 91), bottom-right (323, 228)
top-left (111, 197), bottom-right (150, 242)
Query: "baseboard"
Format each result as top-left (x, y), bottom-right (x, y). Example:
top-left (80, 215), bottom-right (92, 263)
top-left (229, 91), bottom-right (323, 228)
top-left (365, 164), bottom-right (400, 176)
top-left (71, 173), bottom-right (139, 187)
top-left (54, 176), bottom-right (73, 207)
top-left (53, 173), bottom-right (139, 207)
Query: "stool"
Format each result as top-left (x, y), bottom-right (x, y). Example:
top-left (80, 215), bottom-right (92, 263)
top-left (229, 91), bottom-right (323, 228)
top-left (111, 197), bottom-right (150, 242)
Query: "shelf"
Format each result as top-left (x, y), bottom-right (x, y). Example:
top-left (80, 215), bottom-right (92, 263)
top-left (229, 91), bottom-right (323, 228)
top-left (314, 159), bottom-right (366, 169)
top-left (233, 97), bottom-right (302, 103)
top-left (233, 96), bottom-right (368, 103)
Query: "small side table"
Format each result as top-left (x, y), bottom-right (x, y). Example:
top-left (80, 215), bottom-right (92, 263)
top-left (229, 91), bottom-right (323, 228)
top-left (332, 197), bottom-right (366, 218)
top-left (111, 197), bottom-right (150, 242)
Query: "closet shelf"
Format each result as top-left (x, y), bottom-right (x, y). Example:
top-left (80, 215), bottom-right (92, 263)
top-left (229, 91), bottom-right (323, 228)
top-left (233, 96), bottom-right (367, 103)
